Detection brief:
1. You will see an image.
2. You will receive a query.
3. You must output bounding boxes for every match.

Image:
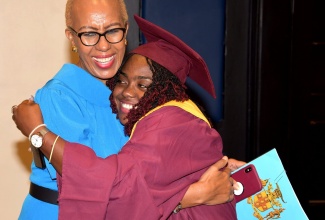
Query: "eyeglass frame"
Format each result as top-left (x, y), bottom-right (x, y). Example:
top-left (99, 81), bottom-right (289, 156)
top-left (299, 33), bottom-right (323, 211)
top-left (68, 26), bottom-right (127, 46)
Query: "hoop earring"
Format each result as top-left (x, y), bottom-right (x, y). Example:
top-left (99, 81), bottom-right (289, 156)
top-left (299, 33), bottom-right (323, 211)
top-left (124, 39), bottom-right (128, 46)
top-left (72, 46), bottom-right (78, 53)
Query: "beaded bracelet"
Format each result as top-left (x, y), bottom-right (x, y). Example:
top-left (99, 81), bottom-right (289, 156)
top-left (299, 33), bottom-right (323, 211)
top-left (173, 203), bottom-right (182, 214)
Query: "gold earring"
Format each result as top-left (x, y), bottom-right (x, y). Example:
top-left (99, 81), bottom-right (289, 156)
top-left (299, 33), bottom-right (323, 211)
top-left (124, 39), bottom-right (128, 46)
top-left (72, 46), bottom-right (78, 53)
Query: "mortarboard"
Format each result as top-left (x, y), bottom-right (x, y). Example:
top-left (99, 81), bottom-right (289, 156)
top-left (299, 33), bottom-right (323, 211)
top-left (131, 15), bottom-right (216, 98)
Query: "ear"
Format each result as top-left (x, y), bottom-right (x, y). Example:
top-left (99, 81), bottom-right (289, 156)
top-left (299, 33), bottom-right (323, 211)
top-left (65, 28), bottom-right (75, 46)
top-left (124, 21), bottom-right (129, 36)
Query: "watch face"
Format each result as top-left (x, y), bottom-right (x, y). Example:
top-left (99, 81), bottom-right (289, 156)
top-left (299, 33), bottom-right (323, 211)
top-left (31, 134), bottom-right (43, 148)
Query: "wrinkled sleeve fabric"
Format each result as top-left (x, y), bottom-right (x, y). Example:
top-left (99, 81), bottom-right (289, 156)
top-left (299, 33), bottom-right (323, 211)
top-left (57, 143), bottom-right (162, 219)
top-left (57, 106), bottom-right (236, 220)
top-left (34, 79), bottom-right (97, 180)
top-left (36, 80), bottom-right (92, 143)
top-left (33, 64), bottom-right (126, 183)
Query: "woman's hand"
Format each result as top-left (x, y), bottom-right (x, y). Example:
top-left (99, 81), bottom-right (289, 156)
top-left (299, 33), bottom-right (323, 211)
top-left (227, 158), bottom-right (246, 172)
top-left (12, 99), bottom-right (44, 137)
top-left (180, 156), bottom-right (246, 209)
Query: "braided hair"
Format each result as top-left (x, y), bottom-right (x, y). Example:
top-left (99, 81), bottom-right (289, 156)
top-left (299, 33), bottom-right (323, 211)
top-left (107, 53), bottom-right (189, 136)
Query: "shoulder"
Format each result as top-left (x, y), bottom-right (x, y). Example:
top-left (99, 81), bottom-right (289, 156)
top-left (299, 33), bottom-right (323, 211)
top-left (139, 106), bottom-right (201, 128)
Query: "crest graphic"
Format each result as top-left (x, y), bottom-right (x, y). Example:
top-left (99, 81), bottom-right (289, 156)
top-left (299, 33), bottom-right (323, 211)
top-left (245, 174), bottom-right (287, 219)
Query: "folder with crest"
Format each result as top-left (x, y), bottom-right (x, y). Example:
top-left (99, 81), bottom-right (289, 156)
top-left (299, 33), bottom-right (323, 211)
top-left (235, 148), bottom-right (309, 220)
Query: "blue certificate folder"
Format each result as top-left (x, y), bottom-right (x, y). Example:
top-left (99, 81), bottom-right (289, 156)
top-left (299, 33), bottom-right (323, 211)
top-left (236, 148), bottom-right (309, 220)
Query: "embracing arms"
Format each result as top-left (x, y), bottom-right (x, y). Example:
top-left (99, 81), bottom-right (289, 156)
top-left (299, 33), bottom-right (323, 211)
top-left (12, 99), bottom-right (245, 209)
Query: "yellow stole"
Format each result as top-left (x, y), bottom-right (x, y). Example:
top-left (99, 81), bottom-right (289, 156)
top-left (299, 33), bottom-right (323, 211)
top-left (130, 100), bottom-right (211, 138)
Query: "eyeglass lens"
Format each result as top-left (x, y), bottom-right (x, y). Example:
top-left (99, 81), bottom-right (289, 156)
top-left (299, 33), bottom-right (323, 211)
top-left (80, 28), bottom-right (125, 46)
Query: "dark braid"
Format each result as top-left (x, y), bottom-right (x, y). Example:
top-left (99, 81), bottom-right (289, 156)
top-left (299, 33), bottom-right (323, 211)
top-left (107, 54), bottom-right (189, 136)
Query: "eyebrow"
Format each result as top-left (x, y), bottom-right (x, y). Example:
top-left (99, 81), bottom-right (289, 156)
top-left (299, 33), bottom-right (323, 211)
top-left (119, 71), bottom-right (153, 80)
top-left (77, 23), bottom-right (123, 32)
top-left (138, 75), bottom-right (153, 80)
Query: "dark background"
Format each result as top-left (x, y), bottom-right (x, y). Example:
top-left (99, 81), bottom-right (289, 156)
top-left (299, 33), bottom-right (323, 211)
top-left (126, 0), bottom-right (325, 218)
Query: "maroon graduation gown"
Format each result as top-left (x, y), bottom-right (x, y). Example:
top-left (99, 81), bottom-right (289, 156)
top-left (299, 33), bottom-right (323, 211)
top-left (57, 101), bottom-right (237, 219)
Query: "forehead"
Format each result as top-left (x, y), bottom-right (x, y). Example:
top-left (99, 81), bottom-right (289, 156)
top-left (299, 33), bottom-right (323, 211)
top-left (121, 54), bottom-right (153, 76)
top-left (71, 0), bottom-right (123, 28)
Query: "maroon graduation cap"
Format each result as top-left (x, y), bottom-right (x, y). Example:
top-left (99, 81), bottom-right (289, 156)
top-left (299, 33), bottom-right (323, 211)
top-left (131, 15), bottom-right (216, 98)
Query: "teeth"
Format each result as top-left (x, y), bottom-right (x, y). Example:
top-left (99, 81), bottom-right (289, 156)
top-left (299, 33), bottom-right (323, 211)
top-left (122, 103), bottom-right (133, 110)
top-left (93, 56), bottom-right (114, 63)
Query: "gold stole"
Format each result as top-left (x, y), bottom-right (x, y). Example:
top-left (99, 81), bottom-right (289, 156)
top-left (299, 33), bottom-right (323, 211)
top-left (130, 100), bottom-right (210, 138)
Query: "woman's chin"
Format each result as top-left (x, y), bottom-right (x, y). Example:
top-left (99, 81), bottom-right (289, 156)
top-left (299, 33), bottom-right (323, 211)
top-left (118, 115), bottom-right (128, 125)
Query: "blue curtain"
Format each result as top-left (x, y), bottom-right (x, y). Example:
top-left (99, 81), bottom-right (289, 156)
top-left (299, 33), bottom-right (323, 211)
top-left (141, 0), bottom-right (226, 123)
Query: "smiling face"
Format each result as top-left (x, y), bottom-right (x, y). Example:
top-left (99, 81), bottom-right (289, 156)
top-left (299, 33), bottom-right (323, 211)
top-left (66, 0), bottom-right (128, 83)
top-left (113, 54), bottom-right (153, 125)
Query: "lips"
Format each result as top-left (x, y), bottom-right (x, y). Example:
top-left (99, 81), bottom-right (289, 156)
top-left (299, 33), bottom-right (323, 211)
top-left (93, 55), bottom-right (115, 68)
top-left (93, 56), bottom-right (114, 64)
top-left (119, 102), bottom-right (134, 114)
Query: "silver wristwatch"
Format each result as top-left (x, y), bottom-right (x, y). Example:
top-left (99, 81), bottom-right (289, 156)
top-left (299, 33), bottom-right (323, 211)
top-left (30, 127), bottom-right (50, 148)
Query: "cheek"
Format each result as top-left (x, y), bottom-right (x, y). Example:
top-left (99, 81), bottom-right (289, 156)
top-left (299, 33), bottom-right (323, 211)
top-left (77, 45), bottom-right (92, 59)
top-left (139, 91), bottom-right (146, 99)
top-left (115, 43), bottom-right (126, 60)
top-left (113, 86), bottom-right (122, 98)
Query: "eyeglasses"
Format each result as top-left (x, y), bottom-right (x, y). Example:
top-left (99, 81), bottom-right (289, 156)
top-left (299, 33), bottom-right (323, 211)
top-left (68, 27), bottom-right (126, 46)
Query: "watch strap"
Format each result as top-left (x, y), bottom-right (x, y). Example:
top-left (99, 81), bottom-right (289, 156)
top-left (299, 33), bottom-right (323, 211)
top-left (38, 127), bottom-right (50, 137)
